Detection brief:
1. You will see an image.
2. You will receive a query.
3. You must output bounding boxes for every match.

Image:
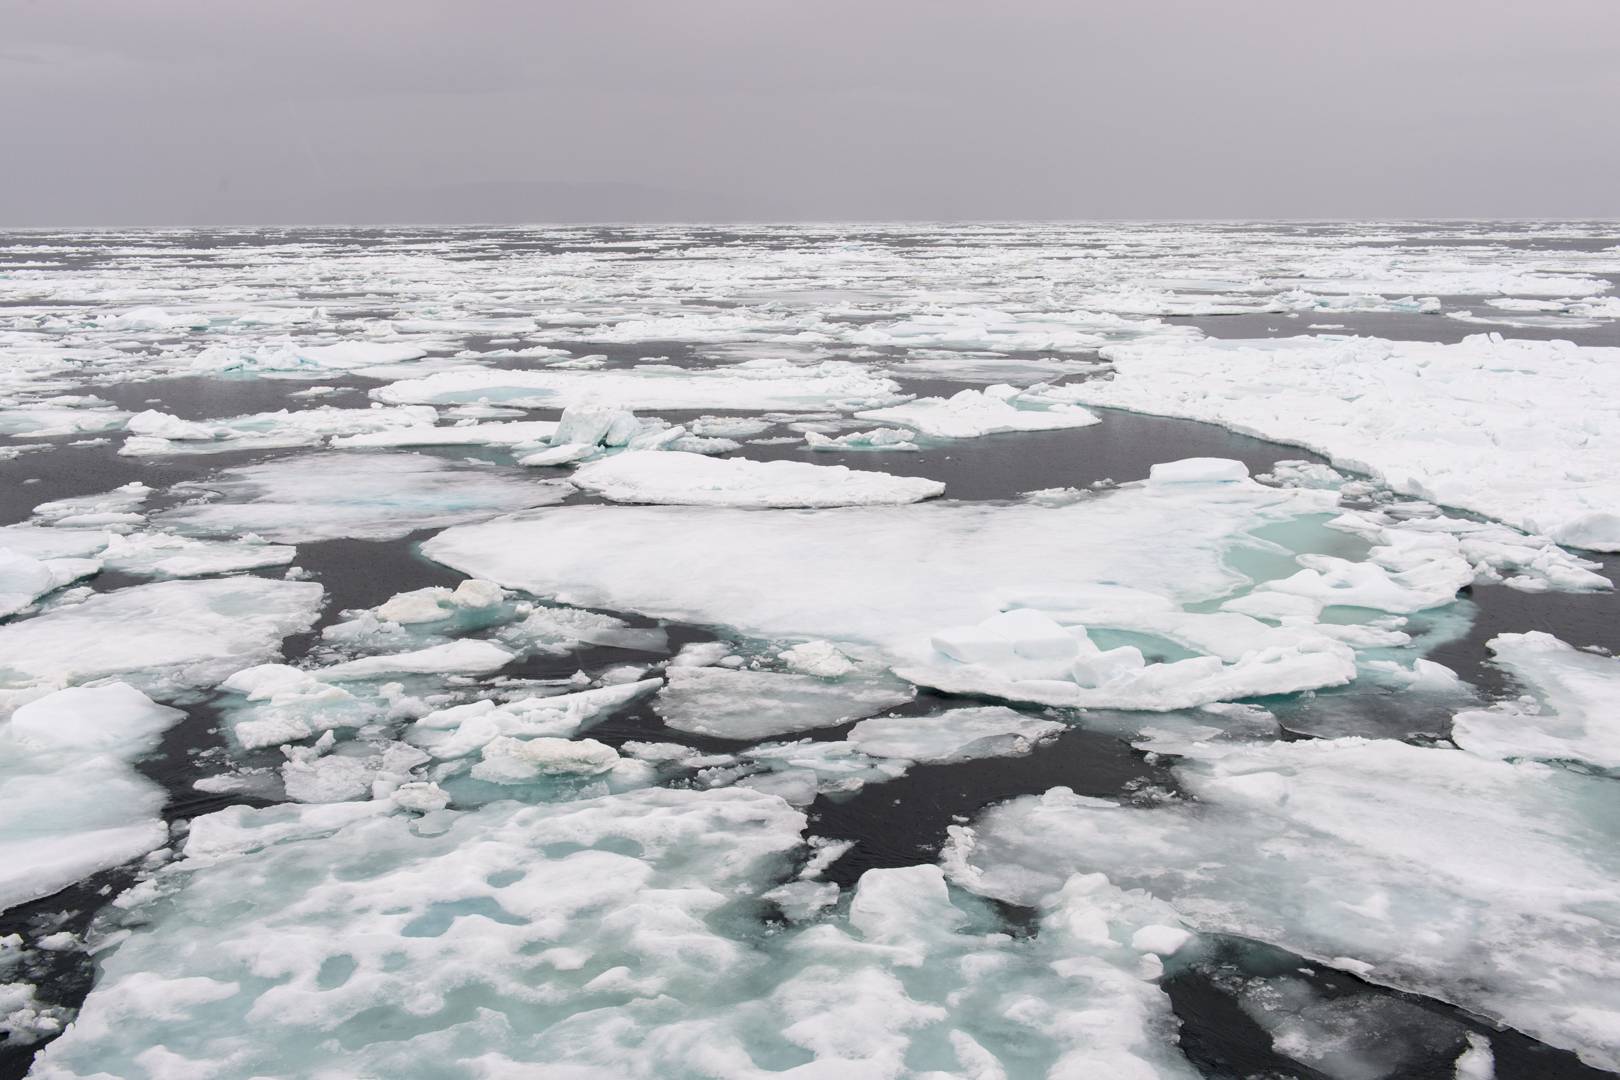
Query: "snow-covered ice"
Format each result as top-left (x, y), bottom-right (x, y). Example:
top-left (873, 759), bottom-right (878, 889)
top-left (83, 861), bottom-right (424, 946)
top-left (373, 358), bottom-right (905, 412)
top-left (570, 450), bottom-right (945, 507)
top-left (1451, 632), bottom-right (1620, 771)
top-left (0, 684), bottom-right (181, 910)
top-left (1071, 333), bottom-right (1620, 550)
top-left (855, 383), bottom-right (1101, 439)
top-left (159, 452), bottom-right (569, 542)
top-left (0, 577), bottom-right (324, 705)
top-left (945, 737), bottom-right (1620, 1070)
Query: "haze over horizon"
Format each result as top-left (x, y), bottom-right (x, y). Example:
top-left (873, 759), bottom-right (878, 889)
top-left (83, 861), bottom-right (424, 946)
top-left (5, 0), bottom-right (1619, 226)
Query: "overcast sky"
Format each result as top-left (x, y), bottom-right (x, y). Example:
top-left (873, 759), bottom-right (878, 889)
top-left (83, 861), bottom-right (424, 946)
top-left (5, 0), bottom-right (1619, 224)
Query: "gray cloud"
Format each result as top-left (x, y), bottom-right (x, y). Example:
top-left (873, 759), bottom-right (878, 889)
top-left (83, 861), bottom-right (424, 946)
top-left (4, 0), bottom-right (1618, 224)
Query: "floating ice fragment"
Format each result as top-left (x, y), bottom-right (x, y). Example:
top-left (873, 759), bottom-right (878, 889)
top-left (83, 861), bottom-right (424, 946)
top-left (0, 684), bottom-right (181, 910)
top-left (160, 452), bottom-right (569, 543)
top-left (1451, 632), bottom-right (1620, 771)
top-left (654, 667), bottom-right (914, 740)
top-left (855, 383), bottom-right (1101, 439)
top-left (374, 358), bottom-right (905, 411)
top-left (0, 578), bottom-right (324, 703)
top-left (571, 450), bottom-right (945, 508)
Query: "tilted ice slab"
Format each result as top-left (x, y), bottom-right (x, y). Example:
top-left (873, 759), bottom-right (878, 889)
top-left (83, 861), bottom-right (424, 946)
top-left (119, 405), bottom-right (440, 456)
top-left (0, 684), bottom-right (181, 911)
top-left (1072, 333), bottom-right (1620, 550)
top-left (427, 472), bottom-right (1376, 711)
top-left (653, 667), bottom-right (916, 740)
top-left (855, 383), bottom-right (1101, 439)
top-left (570, 450), bottom-right (945, 508)
top-left (1451, 632), bottom-right (1620, 771)
top-left (0, 577), bottom-right (323, 706)
top-left (373, 358), bottom-right (906, 412)
top-left (160, 452), bottom-right (570, 543)
top-left (0, 547), bottom-right (98, 618)
top-left (944, 737), bottom-right (1620, 1071)
top-left (33, 788), bottom-right (1202, 1079)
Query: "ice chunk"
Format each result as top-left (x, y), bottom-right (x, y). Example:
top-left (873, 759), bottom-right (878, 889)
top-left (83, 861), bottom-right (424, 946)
top-left (159, 452), bottom-right (569, 543)
top-left (653, 667), bottom-right (914, 739)
top-left (0, 546), bottom-right (96, 617)
top-left (570, 450), bottom-right (945, 507)
top-left (0, 578), bottom-right (324, 701)
top-left (471, 736), bottom-right (620, 782)
top-left (1451, 632), bottom-right (1620, 770)
top-left (408, 680), bottom-right (660, 760)
top-left (315, 640), bottom-right (514, 680)
top-left (804, 427), bottom-right (921, 452)
top-left (374, 579), bottom-right (506, 624)
top-left (847, 706), bottom-right (1063, 764)
top-left (1148, 457), bottom-right (1249, 484)
top-left (218, 665), bottom-right (378, 749)
top-left (855, 383), bottom-right (1101, 438)
top-left (0, 684), bottom-right (181, 910)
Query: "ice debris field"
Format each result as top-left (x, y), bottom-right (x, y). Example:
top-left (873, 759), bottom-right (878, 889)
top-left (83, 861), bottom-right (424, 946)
top-left (0, 221), bottom-right (1618, 1080)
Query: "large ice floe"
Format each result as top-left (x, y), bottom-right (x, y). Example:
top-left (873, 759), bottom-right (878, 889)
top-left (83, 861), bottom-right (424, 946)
top-left (0, 684), bottom-right (181, 910)
top-left (944, 736), bottom-right (1620, 1071)
top-left (570, 450), bottom-right (945, 507)
top-left (1070, 333), bottom-right (1620, 550)
top-left (426, 462), bottom-right (1402, 713)
top-left (159, 452), bottom-right (570, 543)
top-left (0, 577), bottom-right (323, 709)
top-left (31, 789), bottom-right (1205, 1079)
top-left (373, 359), bottom-right (905, 412)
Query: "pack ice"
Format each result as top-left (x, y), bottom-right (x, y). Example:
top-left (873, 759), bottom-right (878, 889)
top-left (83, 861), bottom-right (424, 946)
top-left (1069, 333), bottom-right (1620, 550)
top-left (32, 789), bottom-right (1205, 1080)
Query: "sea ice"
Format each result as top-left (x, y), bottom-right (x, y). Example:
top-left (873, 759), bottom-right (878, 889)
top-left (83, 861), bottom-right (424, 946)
top-left (1071, 333), bottom-right (1620, 550)
top-left (0, 577), bottom-right (323, 705)
top-left (0, 684), bottom-right (181, 910)
top-left (803, 427), bottom-right (920, 452)
top-left (373, 358), bottom-right (905, 412)
top-left (1450, 632), bottom-right (1620, 771)
top-left (855, 383), bottom-right (1101, 439)
top-left (570, 450), bottom-right (945, 507)
top-left (945, 737), bottom-right (1620, 1070)
top-left (846, 706), bottom-right (1064, 764)
top-left (159, 452), bottom-right (570, 543)
top-left (653, 667), bottom-right (915, 739)
top-left (119, 405), bottom-right (440, 456)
